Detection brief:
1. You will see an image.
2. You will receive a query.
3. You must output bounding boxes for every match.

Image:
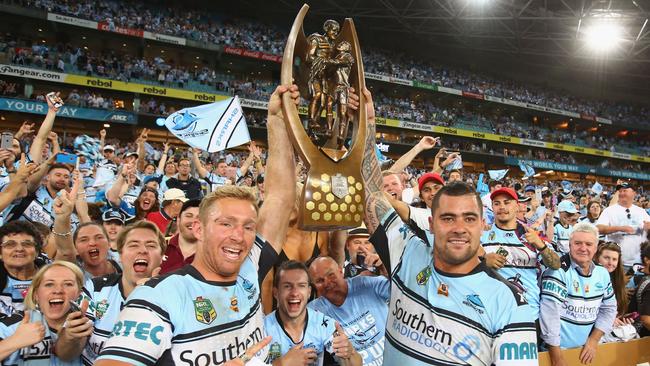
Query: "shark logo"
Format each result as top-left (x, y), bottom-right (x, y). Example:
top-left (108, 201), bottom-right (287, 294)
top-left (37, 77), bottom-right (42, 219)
top-left (172, 110), bottom-right (199, 132)
top-left (463, 294), bottom-right (485, 314)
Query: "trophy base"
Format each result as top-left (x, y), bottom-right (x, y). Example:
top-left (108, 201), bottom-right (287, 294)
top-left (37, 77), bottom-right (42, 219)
top-left (300, 171), bottom-right (364, 231)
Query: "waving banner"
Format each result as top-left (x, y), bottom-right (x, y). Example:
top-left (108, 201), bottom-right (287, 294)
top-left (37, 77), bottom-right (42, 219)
top-left (164, 96), bottom-right (250, 152)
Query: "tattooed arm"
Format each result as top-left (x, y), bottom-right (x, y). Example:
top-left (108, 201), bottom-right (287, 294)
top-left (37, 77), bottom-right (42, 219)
top-left (348, 88), bottom-right (392, 235)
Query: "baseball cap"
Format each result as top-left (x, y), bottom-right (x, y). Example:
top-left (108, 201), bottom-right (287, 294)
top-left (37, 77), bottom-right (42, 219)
top-left (558, 200), bottom-right (578, 214)
top-left (162, 188), bottom-right (188, 203)
top-left (518, 194), bottom-right (531, 203)
top-left (125, 152), bottom-right (139, 159)
top-left (143, 175), bottom-right (162, 185)
top-left (524, 185), bottom-right (535, 193)
top-left (103, 145), bottom-right (115, 151)
top-left (616, 182), bottom-right (634, 191)
top-left (418, 173), bottom-right (445, 191)
top-left (490, 187), bottom-right (518, 201)
top-left (102, 209), bottom-right (126, 224)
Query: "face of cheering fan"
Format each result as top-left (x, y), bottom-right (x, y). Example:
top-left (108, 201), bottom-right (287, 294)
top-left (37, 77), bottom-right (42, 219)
top-left (33, 266), bottom-right (81, 323)
top-left (120, 228), bottom-right (163, 286)
top-left (274, 268), bottom-right (311, 320)
top-left (75, 224), bottom-right (110, 268)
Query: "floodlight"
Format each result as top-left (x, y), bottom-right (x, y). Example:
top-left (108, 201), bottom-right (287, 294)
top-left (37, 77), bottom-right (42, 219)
top-left (584, 21), bottom-right (623, 53)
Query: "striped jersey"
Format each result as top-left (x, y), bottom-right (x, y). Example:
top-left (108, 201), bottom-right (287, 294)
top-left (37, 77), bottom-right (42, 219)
top-left (96, 235), bottom-right (277, 365)
top-left (372, 210), bottom-right (538, 366)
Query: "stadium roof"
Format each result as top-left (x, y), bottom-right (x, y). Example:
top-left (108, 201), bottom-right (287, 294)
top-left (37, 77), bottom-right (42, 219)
top-left (221, 0), bottom-right (650, 97)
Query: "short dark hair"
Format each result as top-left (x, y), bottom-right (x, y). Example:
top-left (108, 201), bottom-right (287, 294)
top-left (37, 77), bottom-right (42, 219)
top-left (488, 180), bottom-right (501, 189)
top-left (430, 182), bottom-right (482, 218)
top-left (273, 260), bottom-right (311, 288)
top-left (47, 163), bottom-right (72, 174)
top-left (180, 199), bottom-right (201, 215)
top-left (448, 169), bottom-right (462, 176)
top-left (0, 221), bottom-right (43, 251)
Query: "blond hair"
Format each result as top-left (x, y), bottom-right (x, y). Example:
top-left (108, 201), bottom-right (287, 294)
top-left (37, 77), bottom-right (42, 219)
top-left (116, 220), bottom-right (167, 253)
top-left (199, 186), bottom-right (259, 224)
top-left (24, 261), bottom-right (84, 310)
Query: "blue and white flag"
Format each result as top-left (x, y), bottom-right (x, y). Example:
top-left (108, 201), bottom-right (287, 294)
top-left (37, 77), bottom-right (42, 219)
top-left (561, 180), bottom-right (573, 192)
top-left (488, 169), bottom-right (508, 181)
top-left (164, 96), bottom-right (250, 152)
top-left (591, 182), bottom-right (603, 195)
top-left (375, 144), bottom-right (389, 163)
top-left (518, 162), bottom-right (535, 178)
top-left (476, 173), bottom-right (489, 196)
top-left (446, 155), bottom-right (463, 171)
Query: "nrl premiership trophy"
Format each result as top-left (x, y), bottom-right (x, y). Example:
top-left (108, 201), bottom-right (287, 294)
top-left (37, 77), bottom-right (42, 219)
top-left (281, 4), bottom-right (368, 230)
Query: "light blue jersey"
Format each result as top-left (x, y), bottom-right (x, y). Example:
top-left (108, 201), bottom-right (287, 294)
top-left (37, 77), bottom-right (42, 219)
top-left (81, 273), bottom-right (127, 365)
top-left (5, 186), bottom-right (79, 229)
top-left (0, 310), bottom-right (82, 365)
top-left (309, 276), bottom-right (389, 366)
top-left (540, 254), bottom-right (617, 349)
top-left (372, 210), bottom-right (538, 366)
top-left (481, 223), bottom-right (546, 317)
top-left (264, 308), bottom-right (336, 365)
top-left (97, 235), bottom-right (277, 365)
top-left (552, 221), bottom-right (573, 254)
top-left (0, 275), bottom-right (31, 316)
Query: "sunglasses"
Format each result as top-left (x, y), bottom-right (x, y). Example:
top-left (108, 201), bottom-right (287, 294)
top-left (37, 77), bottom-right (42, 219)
top-left (626, 208), bottom-right (631, 220)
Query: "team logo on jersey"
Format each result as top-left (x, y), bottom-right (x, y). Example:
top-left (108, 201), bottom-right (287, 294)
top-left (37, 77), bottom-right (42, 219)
top-left (416, 266), bottom-right (432, 286)
top-left (268, 343), bottom-right (282, 362)
top-left (230, 296), bottom-right (239, 312)
top-left (95, 299), bottom-right (109, 320)
top-left (193, 296), bottom-right (217, 324)
top-left (463, 294), bottom-right (485, 314)
top-left (241, 277), bottom-right (257, 300)
top-left (507, 274), bottom-right (527, 294)
top-left (573, 280), bottom-right (580, 293)
top-left (584, 284), bottom-right (590, 293)
top-left (488, 231), bottom-right (496, 241)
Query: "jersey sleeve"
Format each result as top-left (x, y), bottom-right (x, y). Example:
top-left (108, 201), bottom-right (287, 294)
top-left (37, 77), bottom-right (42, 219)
top-left (96, 286), bottom-right (173, 366)
top-left (409, 206), bottom-right (431, 233)
top-left (595, 208), bottom-right (612, 226)
top-left (368, 275), bottom-right (390, 302)
top-left (539, 268), bottom-right (567, 347)
top-left (594, 271), bottom-right (617, 335)
top-left (249, 234), bottom-right (279, 279)
top-left (370, 209), bottom-right (422, 275)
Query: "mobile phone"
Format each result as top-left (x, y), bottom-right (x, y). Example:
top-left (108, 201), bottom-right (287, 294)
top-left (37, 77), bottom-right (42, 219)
top-left (356, 254), bottom-right (366, 268)
top-left (0, 132), bottom-right (12, 149)
top-left (46, 92), bottom-right (64, 109)
top-left (56, 153), bottom-right (78, 165)
top-left (66, 300), bottom-right (81, 315)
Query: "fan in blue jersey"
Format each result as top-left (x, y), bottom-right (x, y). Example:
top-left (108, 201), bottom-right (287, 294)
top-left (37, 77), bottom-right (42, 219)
top-left (0, 261), bottom-right (92, 366)
top-left (540, 222), bottom-right (617, 365)
top-left (265, 260), bottom-right (361, 366)
top-left (552, 200), bottom-right (579, 254)
top-left (54, 221), bottom-right (166, 365)
top-left (351, 88), bottom-right (538, 366)
top-left (101, 209), bottom-right (127, 265)
top-left (5, 163), bottom-right (80, 230)
top-left (0, 221), bottom-right (51, 316)
top-left (94, 84), bottom-right (299, 366)
top-left (308, 257), bottom-right (389, 366)
top-left (480, 187), bottom-right (561, 318)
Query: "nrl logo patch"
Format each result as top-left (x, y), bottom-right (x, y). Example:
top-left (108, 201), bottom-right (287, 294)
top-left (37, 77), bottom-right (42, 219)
top-left (95, 299), bottom-right (109, 320)
top-left (193, 296), bottom-right (217, 324)
top-left (416, 266), bottom-right (432, 286)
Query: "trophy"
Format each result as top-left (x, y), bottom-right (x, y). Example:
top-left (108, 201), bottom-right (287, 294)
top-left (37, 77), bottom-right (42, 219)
top-left (281, 4), bottom-right (367, 230)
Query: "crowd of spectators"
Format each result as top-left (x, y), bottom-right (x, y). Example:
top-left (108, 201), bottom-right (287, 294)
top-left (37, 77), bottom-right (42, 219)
top-left (5, 0), bottom-right (646, 128)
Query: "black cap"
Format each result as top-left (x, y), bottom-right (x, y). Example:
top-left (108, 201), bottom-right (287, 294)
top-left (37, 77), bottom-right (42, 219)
top-left (101, 209), bottom-right (126, 224)
top-left (518, 194), bottom-right (531, 203)
top-left (616, 182), bottom-right (634, 191)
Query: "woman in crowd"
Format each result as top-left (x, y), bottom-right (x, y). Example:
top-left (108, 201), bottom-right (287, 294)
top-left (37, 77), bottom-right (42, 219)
top-left (0, 221), bottom-right (49, 316)
top-left (0, 261), bottom-right (91, 365)
top-left (580, 200), bottom-right (602, 224)
top-left (595, 242), bottom-right (629, 319)
top-left (55, 221), bottom-right (165, 364)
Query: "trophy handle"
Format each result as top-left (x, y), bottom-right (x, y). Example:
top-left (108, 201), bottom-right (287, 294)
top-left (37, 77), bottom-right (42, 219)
top-left (281, 4), bottom-right (320, 165)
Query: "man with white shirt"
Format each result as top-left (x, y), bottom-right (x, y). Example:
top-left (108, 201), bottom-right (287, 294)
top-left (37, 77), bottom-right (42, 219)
top-left (597, 182), bottom-right (650, 270)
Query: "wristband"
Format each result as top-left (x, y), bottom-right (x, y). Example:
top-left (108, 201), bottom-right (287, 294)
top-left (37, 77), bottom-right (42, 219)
top-left (52, 229), bottom-right (72, 237)
top-left (538, 244), bottom-right (548, 252)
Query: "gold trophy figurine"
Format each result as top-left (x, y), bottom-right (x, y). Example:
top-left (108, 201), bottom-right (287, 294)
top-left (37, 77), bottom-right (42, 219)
top-left (281, 4), bottom-right (367, 230)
